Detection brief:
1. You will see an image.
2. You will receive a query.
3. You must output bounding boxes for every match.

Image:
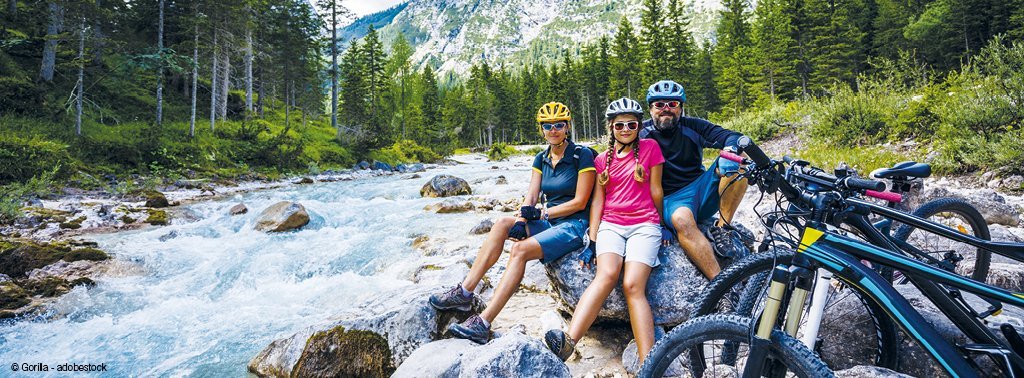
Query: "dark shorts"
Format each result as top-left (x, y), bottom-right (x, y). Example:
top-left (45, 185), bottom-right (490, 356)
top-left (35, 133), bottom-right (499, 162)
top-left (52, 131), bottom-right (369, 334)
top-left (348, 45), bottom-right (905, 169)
top-left (525, 218), bottom-right (587, 264)
top-left (663, 157), bottom-right (742, 228)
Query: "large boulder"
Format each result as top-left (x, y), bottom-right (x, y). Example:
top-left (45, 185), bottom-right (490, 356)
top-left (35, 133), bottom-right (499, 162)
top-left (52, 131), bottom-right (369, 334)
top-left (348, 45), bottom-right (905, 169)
top-left (248, 285), bottom-right (484, 378)
top-left (966, 190), bottom-right (1021, 226)
top-left (142, 190), bottom-right (169, 208)
top-left (253, 201), bottom-right (310, 232)
top-left (546, 243), bottom-right (706, 326)
top-left (373, 161), bottom-right (393, 172)
top-left (393, 328), bottom-right (571, 378)
top-left (421, 175), bottom-right (472, 198)
top-left (545, 222), bottom-right (753, 326)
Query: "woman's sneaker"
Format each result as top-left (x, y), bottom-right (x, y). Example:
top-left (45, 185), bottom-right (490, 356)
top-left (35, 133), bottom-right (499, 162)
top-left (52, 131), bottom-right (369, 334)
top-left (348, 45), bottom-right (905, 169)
top-left (429, 284), bottom-right (474, 312)
top-left (448, 314), bottom-right (491, 344)
top-left (544, 329), bottom-right (576, 361)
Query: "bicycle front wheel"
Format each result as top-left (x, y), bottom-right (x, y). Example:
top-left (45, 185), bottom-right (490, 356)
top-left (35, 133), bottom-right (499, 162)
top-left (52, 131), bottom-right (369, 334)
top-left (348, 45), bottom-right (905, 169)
top-left (638, 314), bottom-right (834, 378)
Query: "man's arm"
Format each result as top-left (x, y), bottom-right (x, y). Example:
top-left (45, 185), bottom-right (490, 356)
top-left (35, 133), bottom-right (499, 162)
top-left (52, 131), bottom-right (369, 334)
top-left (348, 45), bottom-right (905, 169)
top-left (690, 117), bottom-right (741, 150)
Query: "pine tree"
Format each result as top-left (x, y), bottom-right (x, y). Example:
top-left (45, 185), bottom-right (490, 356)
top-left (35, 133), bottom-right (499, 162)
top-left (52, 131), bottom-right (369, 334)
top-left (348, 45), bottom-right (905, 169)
top-left (639, 0), bottom-right (668, 86)
top-left (752, 0), bottom-right (799, 104)
top-left (714, 0), bottom-right (757, 113)
top-left (665, 0), bottom-right (698, 88)
top-left (610, 16), bottom-right (640, 99)
top-left (420, 65), bottom-right (443, 149)
top-left (695, 44), bottom-right (720, 116)
top-left (805, 0), bottom-right (864, 91)
top-left (361, 26), bottom-right (389, 148)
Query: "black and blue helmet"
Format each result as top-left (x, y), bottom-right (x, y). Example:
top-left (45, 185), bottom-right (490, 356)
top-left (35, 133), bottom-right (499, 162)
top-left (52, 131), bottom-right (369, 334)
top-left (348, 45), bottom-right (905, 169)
top-left (645, 80), bottom-right (686, 103)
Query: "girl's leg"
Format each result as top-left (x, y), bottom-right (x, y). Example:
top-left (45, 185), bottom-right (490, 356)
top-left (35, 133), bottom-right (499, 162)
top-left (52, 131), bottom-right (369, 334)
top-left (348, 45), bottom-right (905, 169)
top-left (479, 237), bottom-right (543, 323)
top-left (566, 253), bottom-right (624, 342)
top-left (461, 216), bottom-right (517, 292)
top-left (622, 261), bottom-right (655, 363)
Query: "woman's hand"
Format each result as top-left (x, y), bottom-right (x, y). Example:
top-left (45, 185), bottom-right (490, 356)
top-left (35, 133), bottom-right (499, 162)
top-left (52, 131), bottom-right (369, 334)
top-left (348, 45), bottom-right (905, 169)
top-left (508, 221), bottom-right (528, 241)
top-left (579, 242), bottom-right (596, 269)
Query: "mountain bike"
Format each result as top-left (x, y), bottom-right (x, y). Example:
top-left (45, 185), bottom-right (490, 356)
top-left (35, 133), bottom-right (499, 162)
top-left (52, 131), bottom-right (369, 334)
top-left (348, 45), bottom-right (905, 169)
top-left (639, 137), bottom-right (1024, 378)
top-left (690, 153), bottom-right (991, 370)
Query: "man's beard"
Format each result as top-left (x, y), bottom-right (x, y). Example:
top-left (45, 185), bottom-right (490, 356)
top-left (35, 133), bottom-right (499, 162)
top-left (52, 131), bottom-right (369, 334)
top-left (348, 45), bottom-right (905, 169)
top-left (655, 113), bottom-right (679, 131)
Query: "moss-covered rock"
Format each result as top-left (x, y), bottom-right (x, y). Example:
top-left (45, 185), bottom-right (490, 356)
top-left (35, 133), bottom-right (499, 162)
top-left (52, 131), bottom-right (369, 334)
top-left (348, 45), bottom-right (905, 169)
top-left (0, 310), bottom-right (15, 319)
top-left (63, 248), bottom-right (109, 262)
top-left (22, 277), bottom-right (70, 297)
top-left (0, 239), bottom-right (109, 277)
top-left (0, 282), bottom-right (30, 310)
top-left (145, 209), bottom-right (168, 225)
top-left (59, 216), bottom-right (86, 229)
top-left (121, 215), bottom-right (136, 224)
top-left (291, 326), bottom-right (395, 378)
top-left (69, 277), bottom-right (95, 287)
top-left (142, 190), bottom-right (169, 208)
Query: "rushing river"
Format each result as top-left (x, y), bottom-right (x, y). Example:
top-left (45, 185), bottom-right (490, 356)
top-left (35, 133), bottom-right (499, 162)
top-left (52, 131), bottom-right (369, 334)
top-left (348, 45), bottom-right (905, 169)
top-left (0, 154), bottom-right (528, 377)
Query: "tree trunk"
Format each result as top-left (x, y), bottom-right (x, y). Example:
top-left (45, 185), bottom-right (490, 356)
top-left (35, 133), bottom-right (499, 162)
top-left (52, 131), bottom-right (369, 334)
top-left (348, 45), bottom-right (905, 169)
top-left (92, 0), bottom-right (103, 62)
top-left (257, 72), bottom-right (264, 117)
top-left (190, 21), bottom-right (198, 138)
top-left (218, 48), bottom-right (230, 120)
top-left (244, 19), bottom-right (253, 115)
top-left (156, 0), bottom-right (164, 127)
top-left (210, 27), bottom-right (218, 131)
top-left (75, 16), bottom-right (85, 136)
top-left (284, 80), bottom-right (290, 129)
top-left (7, 0), bottom-right (15, 15)
top-left (331, 5), bottom-right (339, 139)
top-left (39, 2), bottom-right (62, 82)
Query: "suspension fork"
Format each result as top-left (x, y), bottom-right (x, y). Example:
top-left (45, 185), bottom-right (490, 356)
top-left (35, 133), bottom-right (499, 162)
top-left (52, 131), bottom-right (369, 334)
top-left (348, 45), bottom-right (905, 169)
top-left (742, 265), bottom-right (792, 378)
top-left (799, 268), bottom-right (834, 349)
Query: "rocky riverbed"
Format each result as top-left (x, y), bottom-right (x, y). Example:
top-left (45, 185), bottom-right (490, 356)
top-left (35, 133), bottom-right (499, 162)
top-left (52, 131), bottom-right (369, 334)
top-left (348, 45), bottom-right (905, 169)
top-left (2, 149), bottom-right (1022, 377)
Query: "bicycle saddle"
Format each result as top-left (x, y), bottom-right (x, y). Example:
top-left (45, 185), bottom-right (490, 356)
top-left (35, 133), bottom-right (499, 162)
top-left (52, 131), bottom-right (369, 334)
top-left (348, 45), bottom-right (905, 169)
top-left (871, 161), bottom-right (932, 179)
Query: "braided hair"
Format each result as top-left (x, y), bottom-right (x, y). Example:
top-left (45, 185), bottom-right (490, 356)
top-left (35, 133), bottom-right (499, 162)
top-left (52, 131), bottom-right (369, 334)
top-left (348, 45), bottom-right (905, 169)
top-left (598, 115), bottom-right (645, 186)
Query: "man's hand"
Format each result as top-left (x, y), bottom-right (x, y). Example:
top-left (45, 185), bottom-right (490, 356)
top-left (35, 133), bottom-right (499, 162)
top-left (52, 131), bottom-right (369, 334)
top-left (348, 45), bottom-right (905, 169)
top-left (579, 242), bottom-right (596, 269)
top-left (723, 145), bottom-right (738, 154)
top-left (508, 221), bottom-right (528, 241)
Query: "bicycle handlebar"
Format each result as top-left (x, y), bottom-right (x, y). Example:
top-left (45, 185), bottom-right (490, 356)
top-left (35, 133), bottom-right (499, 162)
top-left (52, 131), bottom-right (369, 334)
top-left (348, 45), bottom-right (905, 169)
top-left (719, 150), bottom-right (746, 164)
top-left (865, 190), bottom-right (904, 203)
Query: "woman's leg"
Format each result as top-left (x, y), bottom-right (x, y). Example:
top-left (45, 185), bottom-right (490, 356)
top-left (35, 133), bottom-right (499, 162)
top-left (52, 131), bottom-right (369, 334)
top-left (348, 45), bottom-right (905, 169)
top-left (479, 237), bottom-right (543, 323)
top-left (461, 216), bottom-right (517, 292)
top-left (622, 261), bottom-right (655, 363)
top-left (567, 253), bottom-right (624, 342)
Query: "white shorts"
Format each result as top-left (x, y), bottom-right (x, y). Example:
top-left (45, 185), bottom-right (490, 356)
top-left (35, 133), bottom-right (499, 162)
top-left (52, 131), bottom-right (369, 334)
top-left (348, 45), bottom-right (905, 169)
top-left (595, 221), bottom-right (662, 268)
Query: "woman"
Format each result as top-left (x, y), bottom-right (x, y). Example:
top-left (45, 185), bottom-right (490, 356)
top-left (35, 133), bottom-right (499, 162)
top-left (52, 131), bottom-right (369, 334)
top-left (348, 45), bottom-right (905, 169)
top-left (544, 98), bottom-right (666, 364)
top-left (428, 101), bottom-right (597, 344)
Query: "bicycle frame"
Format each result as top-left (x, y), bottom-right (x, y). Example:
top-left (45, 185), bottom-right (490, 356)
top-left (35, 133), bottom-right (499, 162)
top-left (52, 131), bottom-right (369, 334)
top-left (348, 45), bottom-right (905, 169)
top-left (752, 223), bottom-right (1024, 377)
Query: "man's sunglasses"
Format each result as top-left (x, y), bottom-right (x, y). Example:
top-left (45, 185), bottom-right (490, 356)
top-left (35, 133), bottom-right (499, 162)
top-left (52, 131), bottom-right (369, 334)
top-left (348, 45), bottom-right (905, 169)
top-left (541, 122), bottom-right (568, 131)
top-left (651, 101), bottom-right (681, 109)
top-left (612, 121), bottom-right (640, 131)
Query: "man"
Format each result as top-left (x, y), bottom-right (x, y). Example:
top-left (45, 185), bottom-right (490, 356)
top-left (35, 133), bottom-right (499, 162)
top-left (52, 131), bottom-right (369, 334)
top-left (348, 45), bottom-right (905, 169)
top-left (639, 80), bottom-right (748, 279)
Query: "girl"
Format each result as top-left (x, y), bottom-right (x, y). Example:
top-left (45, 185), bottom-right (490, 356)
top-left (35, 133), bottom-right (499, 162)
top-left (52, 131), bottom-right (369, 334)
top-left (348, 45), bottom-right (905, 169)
top-left (545, 98), bottom-right (665, 365)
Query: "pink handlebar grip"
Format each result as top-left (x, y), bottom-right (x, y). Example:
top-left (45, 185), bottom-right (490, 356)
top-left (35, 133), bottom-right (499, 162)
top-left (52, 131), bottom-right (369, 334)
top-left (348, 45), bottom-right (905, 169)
top-left (719, 151), bottom-right (744, 164)
top-left (865, 190), bottom-right (903, 203)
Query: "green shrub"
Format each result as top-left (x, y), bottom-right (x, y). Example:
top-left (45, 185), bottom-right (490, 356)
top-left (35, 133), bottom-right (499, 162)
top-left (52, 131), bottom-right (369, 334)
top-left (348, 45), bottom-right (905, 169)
top-left (0, 136), bottom-right (74, 184)
top-left (809, 83), bottom-right (898, 145)
top-left (369, 140), bottom-right (441, 165)
top-left (486, 143), bottom-right (518, 161)
top-left (719, 103), bottom-right (793, 142)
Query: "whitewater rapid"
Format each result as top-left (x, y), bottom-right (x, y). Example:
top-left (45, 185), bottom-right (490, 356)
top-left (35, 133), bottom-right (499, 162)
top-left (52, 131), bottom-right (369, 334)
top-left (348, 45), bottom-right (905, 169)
top-left (0, 154), bottom-right (527, 377)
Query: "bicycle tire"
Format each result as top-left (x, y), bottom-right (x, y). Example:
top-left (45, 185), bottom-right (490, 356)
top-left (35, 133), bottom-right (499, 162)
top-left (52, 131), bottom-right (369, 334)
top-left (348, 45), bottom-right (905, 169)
top-left (691, 249), bottom-right (901, 370)
top-left (638, 314), bottom-right (834, 378)
top-left (893, 196), bottom-right (992, 282)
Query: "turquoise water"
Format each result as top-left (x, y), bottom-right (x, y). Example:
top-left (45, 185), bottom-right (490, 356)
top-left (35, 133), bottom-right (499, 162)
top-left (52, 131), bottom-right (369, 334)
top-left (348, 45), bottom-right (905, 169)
top-left (0, 154), bottom-right (526, 377)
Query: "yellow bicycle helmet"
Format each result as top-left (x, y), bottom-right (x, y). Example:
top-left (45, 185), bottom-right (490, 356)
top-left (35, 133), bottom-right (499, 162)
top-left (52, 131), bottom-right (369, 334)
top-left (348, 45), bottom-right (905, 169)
top-left (536, 102), bottom-right (572, 123)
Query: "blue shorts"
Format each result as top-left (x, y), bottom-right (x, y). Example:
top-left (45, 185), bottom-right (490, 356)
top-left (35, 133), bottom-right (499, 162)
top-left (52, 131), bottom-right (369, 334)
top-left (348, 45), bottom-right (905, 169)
top-left (525, 218), bottom-right (587, 264)
top-left (663, 157), bottom-right (742, 228)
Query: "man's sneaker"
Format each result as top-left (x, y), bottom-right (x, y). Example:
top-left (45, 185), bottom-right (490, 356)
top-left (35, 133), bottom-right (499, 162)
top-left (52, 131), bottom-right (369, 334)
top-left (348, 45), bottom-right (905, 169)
top-left (448, 314), bottom-right (491, 344)
top-left (705, 224), bottom-right (740, 259)
top-left (544, 329), bottom-right (576, 361)
top-left (429, 284), bottom-right (473, 312)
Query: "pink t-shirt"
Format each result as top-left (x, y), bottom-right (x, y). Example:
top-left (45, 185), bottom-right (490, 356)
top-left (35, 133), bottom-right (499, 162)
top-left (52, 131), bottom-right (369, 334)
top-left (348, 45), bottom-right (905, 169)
top-left (594, 138), bottom-right (665, 226)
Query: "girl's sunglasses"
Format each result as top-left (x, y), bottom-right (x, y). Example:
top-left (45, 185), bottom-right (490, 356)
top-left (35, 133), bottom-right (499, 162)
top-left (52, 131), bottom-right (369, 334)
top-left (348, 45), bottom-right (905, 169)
top-left (651, 101), bottom-right (681, 109)
top-left (541, 122), bottom-right (568, 131)
top-left (612, 121), bottom-right (640, 131)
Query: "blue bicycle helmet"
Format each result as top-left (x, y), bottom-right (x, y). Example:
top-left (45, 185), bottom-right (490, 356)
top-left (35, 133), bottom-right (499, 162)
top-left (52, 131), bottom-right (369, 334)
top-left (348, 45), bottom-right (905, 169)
top-left (646, 80), bottom-right (687, 103)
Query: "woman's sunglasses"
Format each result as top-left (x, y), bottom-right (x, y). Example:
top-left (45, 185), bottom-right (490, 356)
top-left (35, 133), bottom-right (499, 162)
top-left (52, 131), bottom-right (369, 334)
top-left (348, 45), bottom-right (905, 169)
top-left (612, 121), bottom-right (640, 131)
top-left (541, 121), bottom-right (568, 131)
top-left (651, 101), bottom-right (681, 109)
